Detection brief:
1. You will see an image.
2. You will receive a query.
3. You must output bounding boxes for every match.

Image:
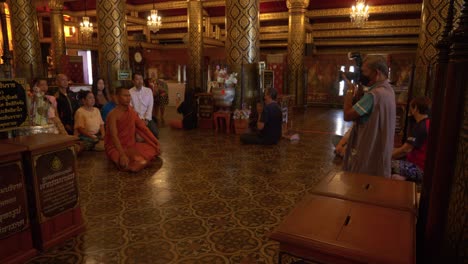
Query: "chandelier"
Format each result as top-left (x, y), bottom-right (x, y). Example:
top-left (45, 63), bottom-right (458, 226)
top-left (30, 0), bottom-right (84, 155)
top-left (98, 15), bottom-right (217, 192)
top-left (79, 0), bottom-right (93, 40)
top-left (350, 0), bottom-right (370, 28)
top-left (147, 0), bottom-right (162, 33)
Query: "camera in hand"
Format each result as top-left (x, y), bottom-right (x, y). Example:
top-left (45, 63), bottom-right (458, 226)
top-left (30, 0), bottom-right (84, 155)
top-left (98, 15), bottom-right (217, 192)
top-left (338, 52), bottom-right (363, 83)
top-left (339, 52), bottom-right (366, 103)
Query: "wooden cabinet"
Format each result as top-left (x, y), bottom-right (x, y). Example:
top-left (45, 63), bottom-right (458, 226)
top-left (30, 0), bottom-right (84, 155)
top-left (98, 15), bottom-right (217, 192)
top-left (0, 143), bottom-right (37, 264)
top-left (1, 134), bottom-right (84, 250)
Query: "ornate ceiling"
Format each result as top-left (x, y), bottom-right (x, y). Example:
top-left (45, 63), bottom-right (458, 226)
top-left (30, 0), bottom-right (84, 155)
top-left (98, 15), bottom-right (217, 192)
top-left (35, 0), bottom-right (423, 53)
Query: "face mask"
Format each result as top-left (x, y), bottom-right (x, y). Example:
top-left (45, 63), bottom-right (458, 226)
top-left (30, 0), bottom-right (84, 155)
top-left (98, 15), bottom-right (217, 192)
top-left (360, 75), bottom-right (370, 86)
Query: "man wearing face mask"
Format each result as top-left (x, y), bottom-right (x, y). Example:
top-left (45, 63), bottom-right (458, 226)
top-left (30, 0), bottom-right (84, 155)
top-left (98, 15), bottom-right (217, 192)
top-left (341, 55), bottom-right (396, 177)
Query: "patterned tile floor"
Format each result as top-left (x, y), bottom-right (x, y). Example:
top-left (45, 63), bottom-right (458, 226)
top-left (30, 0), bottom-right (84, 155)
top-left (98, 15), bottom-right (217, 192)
top-left (26, 107), bottom-right (352, 264)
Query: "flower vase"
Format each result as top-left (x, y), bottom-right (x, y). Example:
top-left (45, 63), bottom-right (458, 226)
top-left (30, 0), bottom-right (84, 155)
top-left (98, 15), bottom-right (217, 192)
top-left (212, 83), bottom-right (235, 108)
top-left (234, 119), bottom-right (248, 135)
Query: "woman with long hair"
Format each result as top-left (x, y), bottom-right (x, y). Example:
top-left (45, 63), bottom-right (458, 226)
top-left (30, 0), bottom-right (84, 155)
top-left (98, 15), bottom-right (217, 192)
top-left (92, 78), bottom-right (109, 109)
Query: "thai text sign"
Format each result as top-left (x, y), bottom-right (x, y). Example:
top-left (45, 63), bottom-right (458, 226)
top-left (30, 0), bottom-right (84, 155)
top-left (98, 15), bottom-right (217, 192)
top-left (0, 80), bottom-right (28, 130)
top-left (35, 148), bottom-right (78, 220)
top-left (0, 162), bottom-right (28, 239)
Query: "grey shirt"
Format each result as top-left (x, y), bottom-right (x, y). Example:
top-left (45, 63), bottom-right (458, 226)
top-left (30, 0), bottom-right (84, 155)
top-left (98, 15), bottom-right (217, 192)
top-left (343, 79), bottom-right (396, 177)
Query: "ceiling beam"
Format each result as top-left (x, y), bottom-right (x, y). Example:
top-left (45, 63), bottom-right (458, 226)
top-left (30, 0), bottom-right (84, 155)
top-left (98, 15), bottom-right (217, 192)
top-left (261, 33), bottom-right (288, 41)
top-left (260, 26), bottom-right (288, 33)
top-left (313, 27), bottom-right (419, 38)
top-left (307, 4), bottom-right (421, 18)
top-left (311, 19), bottom-right (421, 30)
top-left (314, 38), bottom-right (419, 46)
top-left (154, 33), bottom-right (185, 40)
top-left (203, 37), bottom-right (224, 47)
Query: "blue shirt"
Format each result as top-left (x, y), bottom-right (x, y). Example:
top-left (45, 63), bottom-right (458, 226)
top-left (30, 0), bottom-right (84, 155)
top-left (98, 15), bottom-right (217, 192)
top-left (101, 101), bottom-right (116, 122)
top-left (352, 86), bottom-right (375, 123)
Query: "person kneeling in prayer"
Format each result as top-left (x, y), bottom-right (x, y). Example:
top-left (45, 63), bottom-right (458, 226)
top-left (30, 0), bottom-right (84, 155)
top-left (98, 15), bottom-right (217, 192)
top-left (105, 87), bottom-right (160, 172)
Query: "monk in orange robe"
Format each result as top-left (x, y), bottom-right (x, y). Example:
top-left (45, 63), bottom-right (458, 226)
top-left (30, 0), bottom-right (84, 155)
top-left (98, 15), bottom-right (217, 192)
top-left (105, 87), bottom-right (160, 172)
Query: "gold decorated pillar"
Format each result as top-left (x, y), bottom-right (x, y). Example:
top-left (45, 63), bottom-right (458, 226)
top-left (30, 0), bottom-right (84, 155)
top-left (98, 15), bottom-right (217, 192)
top-left (414, 0), bottom-right (463, 96)
top-left (287, 0), bottom-right (309, 106)
top-left (225, 0), bottom-right (260, 109)
top-left (9, 0), bottom-right (43, 79)
top-left (187, 0), bottom-right (203, 93)
top-left (49, 0), bottom-right (66, 74)
top-left (97, 0), bottom-right (129, 92)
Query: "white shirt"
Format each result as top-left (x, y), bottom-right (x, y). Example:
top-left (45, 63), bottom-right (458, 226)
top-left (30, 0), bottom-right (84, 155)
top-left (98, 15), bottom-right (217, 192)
top-left (129, 86), bottom-right (154, 121)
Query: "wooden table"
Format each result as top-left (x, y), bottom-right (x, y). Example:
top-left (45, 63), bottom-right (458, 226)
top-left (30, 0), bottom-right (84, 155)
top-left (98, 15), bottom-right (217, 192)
top-left (270, 195), bottom-right (415, 264)
top-left (312, 171), bottom-right (417, 214)
top-left (1, 134), bottom-right (85, 250)
top-left (0, 143), bottom-right (37, 264)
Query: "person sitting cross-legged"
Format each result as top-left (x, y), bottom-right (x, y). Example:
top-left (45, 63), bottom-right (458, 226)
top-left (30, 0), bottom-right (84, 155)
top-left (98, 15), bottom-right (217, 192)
top-left (169, 91), bottom-right (197, 130)
top-left (240, 88), bottom-right (282, 145)
top-left (391, 96), bottom-right (431, 182)
top-left (74, 90), bottom-right (105, 151)
top-left (105, 87), bottom-right (160, 172)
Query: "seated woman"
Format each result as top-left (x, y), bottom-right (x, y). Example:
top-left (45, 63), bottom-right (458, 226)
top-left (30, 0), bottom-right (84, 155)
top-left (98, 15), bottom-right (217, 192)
top-left (74, 90), bottom-right (105, 151)
top-left (153, 79), bottom-right (169, 122)
top-left (29, 78), bottom-right (67, 135)
top-left (105, 87), bottom-right (160, 172)
top-left (391, 96), bottom-right (431, 182)
top-left (169, 91), bottom-right (197, 130)
top-left (92, 78), bottom-right (109, 109)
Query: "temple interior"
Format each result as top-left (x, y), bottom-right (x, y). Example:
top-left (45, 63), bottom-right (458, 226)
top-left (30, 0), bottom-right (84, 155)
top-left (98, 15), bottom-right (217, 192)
top-left (0, 0), bottom-right (466, 263)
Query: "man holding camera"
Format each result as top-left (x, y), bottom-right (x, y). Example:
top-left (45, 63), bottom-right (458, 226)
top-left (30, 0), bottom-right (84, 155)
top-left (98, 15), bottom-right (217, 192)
top-left (342, 55), bottom-right (396, 177)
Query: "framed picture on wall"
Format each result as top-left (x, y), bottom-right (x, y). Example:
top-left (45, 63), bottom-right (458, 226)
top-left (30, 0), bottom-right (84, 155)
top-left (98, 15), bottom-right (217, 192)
top-left (148, 68), bottom-right (158, 80)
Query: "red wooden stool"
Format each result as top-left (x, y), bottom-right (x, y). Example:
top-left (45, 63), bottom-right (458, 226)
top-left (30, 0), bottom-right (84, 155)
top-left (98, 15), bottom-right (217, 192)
top-left (213, 111), bottom-right (232, 134)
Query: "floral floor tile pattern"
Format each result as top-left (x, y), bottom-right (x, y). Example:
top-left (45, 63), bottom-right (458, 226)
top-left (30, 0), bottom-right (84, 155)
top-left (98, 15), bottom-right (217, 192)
top-left (26, 107), bottom-right (351, 264)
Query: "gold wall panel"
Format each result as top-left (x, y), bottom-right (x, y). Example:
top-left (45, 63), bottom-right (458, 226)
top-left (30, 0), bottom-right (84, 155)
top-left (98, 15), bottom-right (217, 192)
top-left (287, 0), bottom-right (308, 106)
top-left (187, 0), bottom-right (204, 92)
top-left (225, 0), bottom-right (260, 109)
top-left (97, 0), bottom-right (129, 92)
top-left (413, 0), bottom-right (462, 96)
top-left (49, 0), bottom-right (65, 74)
top-left (9, 0), bottom-right (43, 79)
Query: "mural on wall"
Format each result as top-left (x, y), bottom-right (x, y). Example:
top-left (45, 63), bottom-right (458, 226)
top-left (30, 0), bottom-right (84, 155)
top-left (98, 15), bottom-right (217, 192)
top-left (266, 54), bottom-right (286, 95)
top-left (304, 53), bottom-right (416, 106)
top-left (388, 54), bottom-right (415, 88)
top-left (145, 61), bottom-right (178, 80)
top-left (305, 55), bottom-right (350, 105)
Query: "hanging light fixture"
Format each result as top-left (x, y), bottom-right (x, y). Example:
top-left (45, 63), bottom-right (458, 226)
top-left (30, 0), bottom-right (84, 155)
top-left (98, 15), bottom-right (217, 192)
top-left (350, 0), bottom-right (370, 28)
top-left (147, 0), bottom-right (162, 33)
top-left (79, 0), bottom-right (93, 40)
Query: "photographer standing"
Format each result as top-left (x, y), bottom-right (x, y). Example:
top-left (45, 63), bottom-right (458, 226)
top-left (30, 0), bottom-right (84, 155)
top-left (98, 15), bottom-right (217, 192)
top-left (342, 55), bottom-right (395, 177)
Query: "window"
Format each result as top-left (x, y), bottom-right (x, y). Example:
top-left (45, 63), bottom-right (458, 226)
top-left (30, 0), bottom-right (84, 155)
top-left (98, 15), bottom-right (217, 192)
top-left (339, 65), bottom-right (346, 96)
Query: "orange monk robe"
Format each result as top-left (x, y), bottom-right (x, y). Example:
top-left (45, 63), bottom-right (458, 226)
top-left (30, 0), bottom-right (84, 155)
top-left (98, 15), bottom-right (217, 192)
top-left (104, 107), bottom-right (160, 165)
